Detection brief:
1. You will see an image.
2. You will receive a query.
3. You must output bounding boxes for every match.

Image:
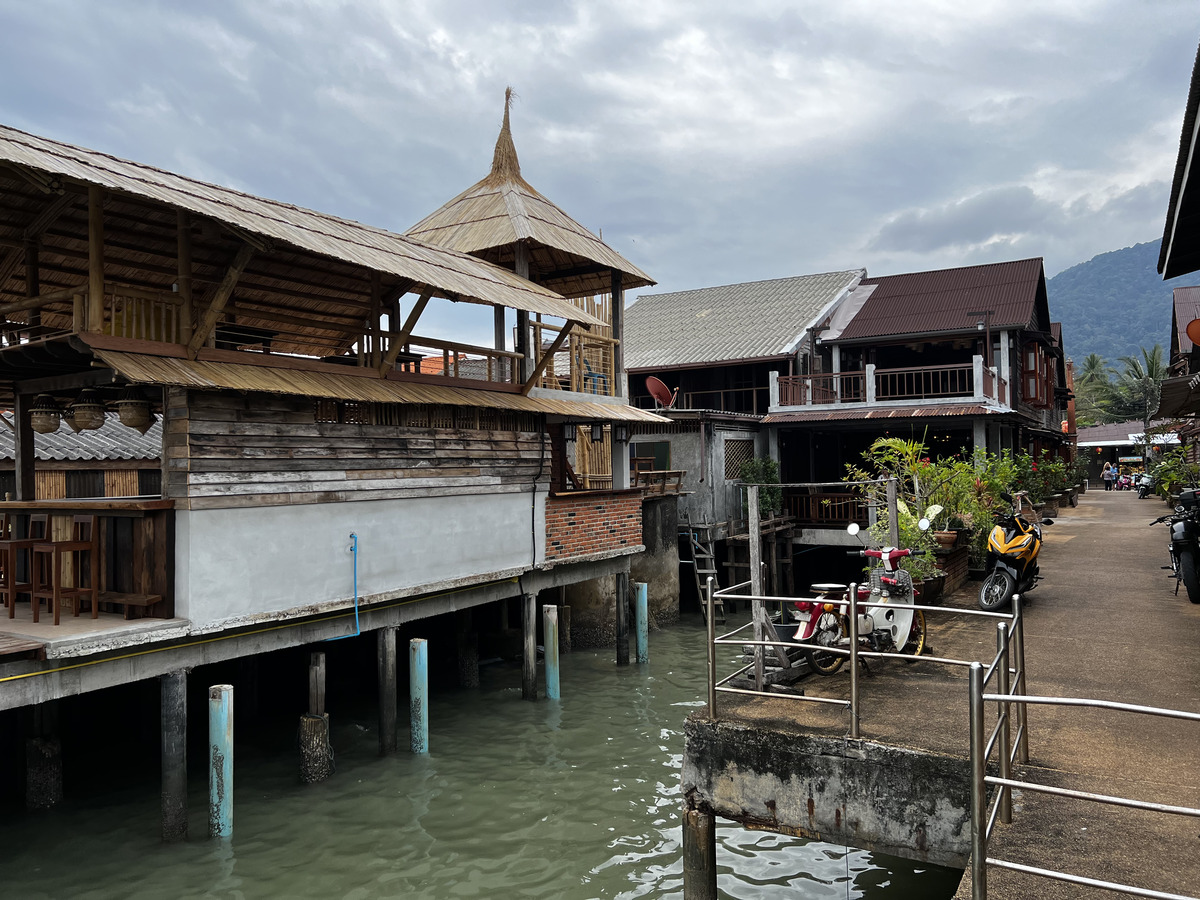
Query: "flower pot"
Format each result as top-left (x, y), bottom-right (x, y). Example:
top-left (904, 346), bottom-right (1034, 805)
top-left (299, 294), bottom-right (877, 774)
top-left (933, 530), bottom-right (958, 549)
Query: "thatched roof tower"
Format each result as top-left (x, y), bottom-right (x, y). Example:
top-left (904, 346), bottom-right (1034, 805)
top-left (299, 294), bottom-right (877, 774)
top-left (405, 89), bottom-right (654, 299)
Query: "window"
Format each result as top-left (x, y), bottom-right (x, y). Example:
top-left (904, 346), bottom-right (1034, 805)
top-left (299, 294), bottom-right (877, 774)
top-left (724, 439), bottom-right (756, 480)
top-left (631, 440), bottom-right (670, 472)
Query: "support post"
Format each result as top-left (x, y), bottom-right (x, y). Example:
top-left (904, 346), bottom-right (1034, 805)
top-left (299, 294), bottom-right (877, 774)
top-left (409, 638), bottom-right (429, 753)
top-left (87, 185), bottom-right (104, 333)
top-left (13, 392), bottom-right (34, 501)
top-left (456, 629), bottom-right (479, 688)
top-left (634, 581), bottom-right (649, 664)
top-left (558, 590), bottom-right (572, 653)
top-left (848, 582), bottom-right (860, 740)
top-left (611, 269), bottom-right (625, 397)
top-left (615, 571), bottom-right (630, 666)
top-left (24, 239), bottom-right (39, 331)
top-left (1012, 594), bottom-right (1030, 763)
top-left (161, 670), bottom-right (188, 842)
top-left (208, 684), bottom-right (233, 839)
top-left (682, 807), bottom-right (717, 900)
top-left (997, 621), bottom-right (1012, 825)
top-left (177, 210), bottom-right (193, 345)
top-left (543, 604), bottom-right (560, 699)
top-left (25, 702), bottom-right (62, 810)
top-left (749, 485), bottom-right (764, 690)
top-left (969, 662), bottom-right (987, 900)
top-left (377, 627), bottom-right (398, 755)
top-left (886, 476), bottom-right (900, 548)
top-left (522, 592), bottom-right (538, 700)
top-left (706, 577), bottom-right (717, 719)
top-left (299, 652), bottom-right (333, 783)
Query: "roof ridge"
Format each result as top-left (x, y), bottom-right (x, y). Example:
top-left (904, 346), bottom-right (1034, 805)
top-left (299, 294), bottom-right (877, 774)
top-left (862, 257), bottom-right (1043, 282)
top-left (636, 269), bottom-right (864, 301)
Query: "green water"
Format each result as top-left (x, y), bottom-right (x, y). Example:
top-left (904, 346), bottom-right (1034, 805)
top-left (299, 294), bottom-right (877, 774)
top-left (0, 616), bottom-right (961, 898)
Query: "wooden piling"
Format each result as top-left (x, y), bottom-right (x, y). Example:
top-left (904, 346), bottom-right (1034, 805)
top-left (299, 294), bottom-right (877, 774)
top-left (522, 592), bottom-right (538, 700)
top-left (543, 604), bottom-right (560, 699)
top-left (615, 571), bottom-right (630, 666)
top-left (635, 581), bottom-right (649, 664)
top-left (682, 807), bottom-right (717, 900)
top-left (377, 627), bottom-right (398, 755)
top-left (409, 638), bottom-right (429, 753)
top-left (208, 684), bottom-right (233, 838)
top-left (300, 652), bottom-right (333, 782)
top-left (160, 670), bottom-right (188, 842)
top-left (456, 630), bottom-right (479, 688)
top-left (559, 603), bottom-right (572, 653)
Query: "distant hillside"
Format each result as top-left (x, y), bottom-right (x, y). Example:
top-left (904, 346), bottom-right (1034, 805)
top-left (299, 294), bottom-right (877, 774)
top-left (1047, 240), bottom-right (1191, 364)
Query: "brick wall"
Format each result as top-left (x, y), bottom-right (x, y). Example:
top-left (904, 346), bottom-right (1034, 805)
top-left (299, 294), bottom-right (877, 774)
top-left (545, 492), bottom-right (643, 561)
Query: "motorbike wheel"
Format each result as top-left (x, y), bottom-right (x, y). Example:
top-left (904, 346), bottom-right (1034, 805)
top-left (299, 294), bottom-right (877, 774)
top-left (900, 609), bottom-right (926, 656)
top-left (978, 570), bottom-right (1015, 611)
top-left (1180, 548), bottom-right (1200, 605)
top-left (803, 611), bottom-right (846, 676)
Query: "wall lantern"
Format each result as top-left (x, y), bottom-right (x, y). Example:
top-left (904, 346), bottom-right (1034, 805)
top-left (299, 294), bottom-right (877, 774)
top-left (116, 386), bottom-right (155, 434)
top-left (590, 423), bottom-right (604, 443)
top-left (29, 394), bottom-right (60, 434)
top-left (69, 389), bottom-right (106, 431)
top-left (613, 424), bottom-right (629, 443)
top-left (562, 422), bottom-right (576, 442)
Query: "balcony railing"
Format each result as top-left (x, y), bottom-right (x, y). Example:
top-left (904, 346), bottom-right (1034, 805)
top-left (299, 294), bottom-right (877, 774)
top-left (781, 489), bottom-right (869, 526)
top-left (772, 356), bottom-right (1010, 411)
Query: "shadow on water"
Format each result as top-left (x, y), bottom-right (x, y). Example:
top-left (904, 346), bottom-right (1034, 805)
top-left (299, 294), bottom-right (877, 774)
top-left (0, 617), bottom-right (962, 899)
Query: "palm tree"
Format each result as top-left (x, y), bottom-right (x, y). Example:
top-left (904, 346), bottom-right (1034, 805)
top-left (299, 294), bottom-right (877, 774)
top-left (1107, 345), bottom-right (1167, 435)
top-left (1073, 353), bottom-right (1113, 425)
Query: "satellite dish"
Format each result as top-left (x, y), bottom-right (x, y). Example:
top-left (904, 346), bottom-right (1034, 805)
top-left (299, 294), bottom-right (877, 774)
top-left (1187, 318), bottom-right (1200, 347)
top-left (645, 376), bottom-right (677, 409)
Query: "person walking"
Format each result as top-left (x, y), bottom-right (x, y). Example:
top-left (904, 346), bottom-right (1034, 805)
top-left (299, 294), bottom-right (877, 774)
top-left (1102, 462), bottom-right (1113, 491)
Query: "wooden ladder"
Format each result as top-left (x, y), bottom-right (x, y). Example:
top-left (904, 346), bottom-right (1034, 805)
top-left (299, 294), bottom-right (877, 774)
top-left (683, 525), bottom-right (724, 624)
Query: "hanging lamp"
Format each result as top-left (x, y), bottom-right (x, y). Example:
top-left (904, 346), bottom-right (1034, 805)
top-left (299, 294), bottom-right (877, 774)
top-left (69, 388), bottom-right (106, 431)
top-left (116, 386), bottom-right (155, 434)
top-left (29, 394), bottom-right (61, 434)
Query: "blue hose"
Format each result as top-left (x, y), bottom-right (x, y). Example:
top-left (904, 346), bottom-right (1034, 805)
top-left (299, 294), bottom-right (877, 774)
top-left (327, 533), bottom-right (360, 641)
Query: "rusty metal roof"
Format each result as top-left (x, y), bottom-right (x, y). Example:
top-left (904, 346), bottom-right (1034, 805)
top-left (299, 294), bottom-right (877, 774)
top-left (92, 350), bottom-right (669, 423)
top-left (0, 412), bottom-right (160, 460)
top-left (0, 123), bottom-right (602, 328)
top-left (1173, 286), bottom-right (1200, 354)
top-left (1160, 39), bottom-right (1200, 279)
top-left (761, 404), bottom-right (997, 424)
top-left (624, 270), bottom-right (865, 370)
top-left (834, 258), bottom-right (1048, 342)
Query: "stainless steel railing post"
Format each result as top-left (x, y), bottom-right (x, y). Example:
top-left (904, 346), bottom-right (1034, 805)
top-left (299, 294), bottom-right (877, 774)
top-left (997, 621), bottom-right (1012, 825)
top-left (969, 661), bottom-right (987, 900)
top-left (848, 582), bottom-right (860, 740)
top-left (1012, 594), bottom-right (1029, 764)
top-left (706, 577), bottom-right (717, 719)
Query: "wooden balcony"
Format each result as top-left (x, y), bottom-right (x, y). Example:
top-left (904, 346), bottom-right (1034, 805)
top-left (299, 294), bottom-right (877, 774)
top-left (782, 489), bottom-right (869, 526)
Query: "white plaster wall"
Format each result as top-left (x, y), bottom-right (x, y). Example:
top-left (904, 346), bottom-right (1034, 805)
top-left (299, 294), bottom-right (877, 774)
top-left (176, 487), bottom-right (548, 629)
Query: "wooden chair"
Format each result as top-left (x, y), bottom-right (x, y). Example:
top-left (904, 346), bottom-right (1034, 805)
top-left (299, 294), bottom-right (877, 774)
top-left (31, 515), bottom-right (99, 625)
top-left (1, 514), bottom-right (48, 619)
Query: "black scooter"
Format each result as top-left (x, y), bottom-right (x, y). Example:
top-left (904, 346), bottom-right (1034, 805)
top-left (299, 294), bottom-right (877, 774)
top-left (1150, 487), bottom-right (1200, 604)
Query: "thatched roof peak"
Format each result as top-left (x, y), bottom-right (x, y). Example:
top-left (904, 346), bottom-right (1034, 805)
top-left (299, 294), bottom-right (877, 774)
top-left (485, 87), bottom-right (527, 188)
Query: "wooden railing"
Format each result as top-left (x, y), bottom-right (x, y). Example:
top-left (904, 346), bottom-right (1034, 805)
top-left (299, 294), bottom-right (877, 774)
top-left (778, 372), bottom-right (866, 406)
top-left (782, 489), bottom-right (869, 526)
top-left (532, 321), bottom-right (617, 397)
top-left (875, 363), bottom-right (972, 400)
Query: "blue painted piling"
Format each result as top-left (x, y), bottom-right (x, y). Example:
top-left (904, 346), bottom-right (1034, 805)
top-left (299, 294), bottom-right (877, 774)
top-left (208, 684), bottom-right (233, 838)
top-left (409, 638), bottom-right (429, 754)
top-left (635, 581), bottom-right (649, 664)
top-left (543, 605), bottom-right (560, 699)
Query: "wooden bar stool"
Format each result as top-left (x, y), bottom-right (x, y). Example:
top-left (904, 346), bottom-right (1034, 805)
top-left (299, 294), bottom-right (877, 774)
top-left (1, 513), bottom-right (48, 620)
top-left (31, 515), bottom-right (99, 625)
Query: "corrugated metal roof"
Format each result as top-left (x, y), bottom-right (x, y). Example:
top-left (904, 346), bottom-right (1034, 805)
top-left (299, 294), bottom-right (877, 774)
top-left (623, 270), bottom-right (865, 370)
top-left (835, 258), bottom-right (1046, 342)
top-left (92, 350), bottom-right (669, 423)
top-left (761, 405), bottom-right (995, 424)
top-left (0, 412), bottom-right (160, 460)
top-left (0, 123), bottom-right (603, 328)
top-left (405, 96), bottom-right (654, 298)
top-left (1173, 286), bottom-right (1200, 353)
top-left (1160, 40), bottom-right (1200, 279)
top-left (1075, 419), bottom-right (1173, 445)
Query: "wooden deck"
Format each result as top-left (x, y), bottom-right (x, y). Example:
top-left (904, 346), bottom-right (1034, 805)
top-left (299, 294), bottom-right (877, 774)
top-left (0, 633), bottom-right (44, 662)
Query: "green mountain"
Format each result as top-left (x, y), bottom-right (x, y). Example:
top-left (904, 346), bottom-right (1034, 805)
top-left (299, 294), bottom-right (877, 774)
top-left (1047, 239), bottom-right (1190, 364)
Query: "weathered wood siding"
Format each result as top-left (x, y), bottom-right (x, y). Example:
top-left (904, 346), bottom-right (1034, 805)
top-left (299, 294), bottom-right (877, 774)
top-left (164, 389), bottom-right (548, 510)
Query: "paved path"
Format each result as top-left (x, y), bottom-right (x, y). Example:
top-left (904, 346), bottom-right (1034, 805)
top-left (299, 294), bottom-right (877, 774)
top-left (717, 487), bottom-right (1200, 898)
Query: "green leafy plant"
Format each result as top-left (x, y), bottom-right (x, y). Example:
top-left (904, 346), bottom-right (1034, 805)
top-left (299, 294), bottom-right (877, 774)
top-left (739, 457), bottom-right (782, 515)
top-left (1151, 446), bottom-right (1200, 498)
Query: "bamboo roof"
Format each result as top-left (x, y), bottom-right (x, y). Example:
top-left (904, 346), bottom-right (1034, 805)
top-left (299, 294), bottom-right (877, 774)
top-left (92, 350), bottom-right (669, 423)
top-left (0, 123), bottom-right (602, 343)
top-left (404, 90), bottom-right (654, 298)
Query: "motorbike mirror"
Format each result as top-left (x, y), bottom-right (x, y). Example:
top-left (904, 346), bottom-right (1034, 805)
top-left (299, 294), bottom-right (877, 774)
top-left (917, 517), bottom-right (931, 532)
top-left (1176, 505), bottom-right (1185, 514)
top-left (846, 523), bottom-right (860, 536)
top-left (1000, 491), bottom-right (1013, 503)
top-left (1042, 518), bottom-right (1054, 525)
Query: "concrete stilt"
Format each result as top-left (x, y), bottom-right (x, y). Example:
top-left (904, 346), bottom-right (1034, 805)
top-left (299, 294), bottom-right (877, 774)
top-left (682, 807), bottom-right (717, 900)
top-left (615, 571), bottom-right (630, 666)
top-left (456, 630), bottom-right (479, 688)
top-left (543, 604), bottom-right (560, 699)
top-left (635, 581), bottom-right (649, 664)
top-left (25, 701), bottom-right (62, 810)
top-left (377, 627), bottom-right (398, 755)
top-left (236, 655), bottom-right (259, 723)
top-left (522, 592), bottom-right (538, 700)
top-left (300, 651), bottom-right (333, 782)
top-left (160, 670), bottom-right (188, 842)
top-left (559, 604), bottom-right (572, 653)
top-left (409, 638), bottom-right (429, 753)
top-left (208, 684), bottom-right (233, 838)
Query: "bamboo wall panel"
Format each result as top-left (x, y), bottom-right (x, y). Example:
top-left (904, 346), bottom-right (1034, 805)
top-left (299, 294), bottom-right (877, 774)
top-left (104, 469), bottom-right (140, 497)
top-left (171, 390), bottom-right (549, 508)
top-left (35, 470), bottom-right (66, 500)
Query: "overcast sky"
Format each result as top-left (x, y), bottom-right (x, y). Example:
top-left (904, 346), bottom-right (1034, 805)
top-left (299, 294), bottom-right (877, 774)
top-left (1, 0), bottom-right (1197, 338)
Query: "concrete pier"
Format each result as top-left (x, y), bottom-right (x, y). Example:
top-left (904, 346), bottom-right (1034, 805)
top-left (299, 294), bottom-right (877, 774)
top-left (160, 670), bottom-right (188, 842)
top-left (208, 684), bottom-right (233, 838)
top-left (377, 627), bottom-right (398, 755)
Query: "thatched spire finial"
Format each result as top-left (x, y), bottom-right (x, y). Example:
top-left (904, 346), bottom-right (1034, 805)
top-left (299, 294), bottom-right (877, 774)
top-left (487, 86), bottom-right (521, 183)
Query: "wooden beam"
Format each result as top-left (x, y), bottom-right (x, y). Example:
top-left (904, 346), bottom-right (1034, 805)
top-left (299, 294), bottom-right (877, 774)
top-left (87, 185), bottom-right (105, 332)
top-left (522, 320), bottom-right (576, 395)
top-left (178, 210), bottom-right (193, 345)
top-left (611, 269), bottom-right (624, 398)
top-left (15, 369), bottom-right (120, 395)
top-left (378, 289), bottom-right (431, 375)
top-left (0, 283), bottom-right (84, 315)
top-left (0, 191), bottom-right (79, 303)
top-left (187, 243), bottom-right (256, 359)
top-left (369, 270), bottom-right (381, 368)
top-left (12, 393), bottom-right (34, 501)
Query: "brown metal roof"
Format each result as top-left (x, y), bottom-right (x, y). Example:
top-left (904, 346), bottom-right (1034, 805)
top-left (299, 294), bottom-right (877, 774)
top-left (761, 405), bottom-right (996, 424)
top-left (92, 350), bottom-right (669, 423)
top-left (1160, 39), bottom-right (1200, 279)
top-left (834, 258), bottom-right (1047, 342)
